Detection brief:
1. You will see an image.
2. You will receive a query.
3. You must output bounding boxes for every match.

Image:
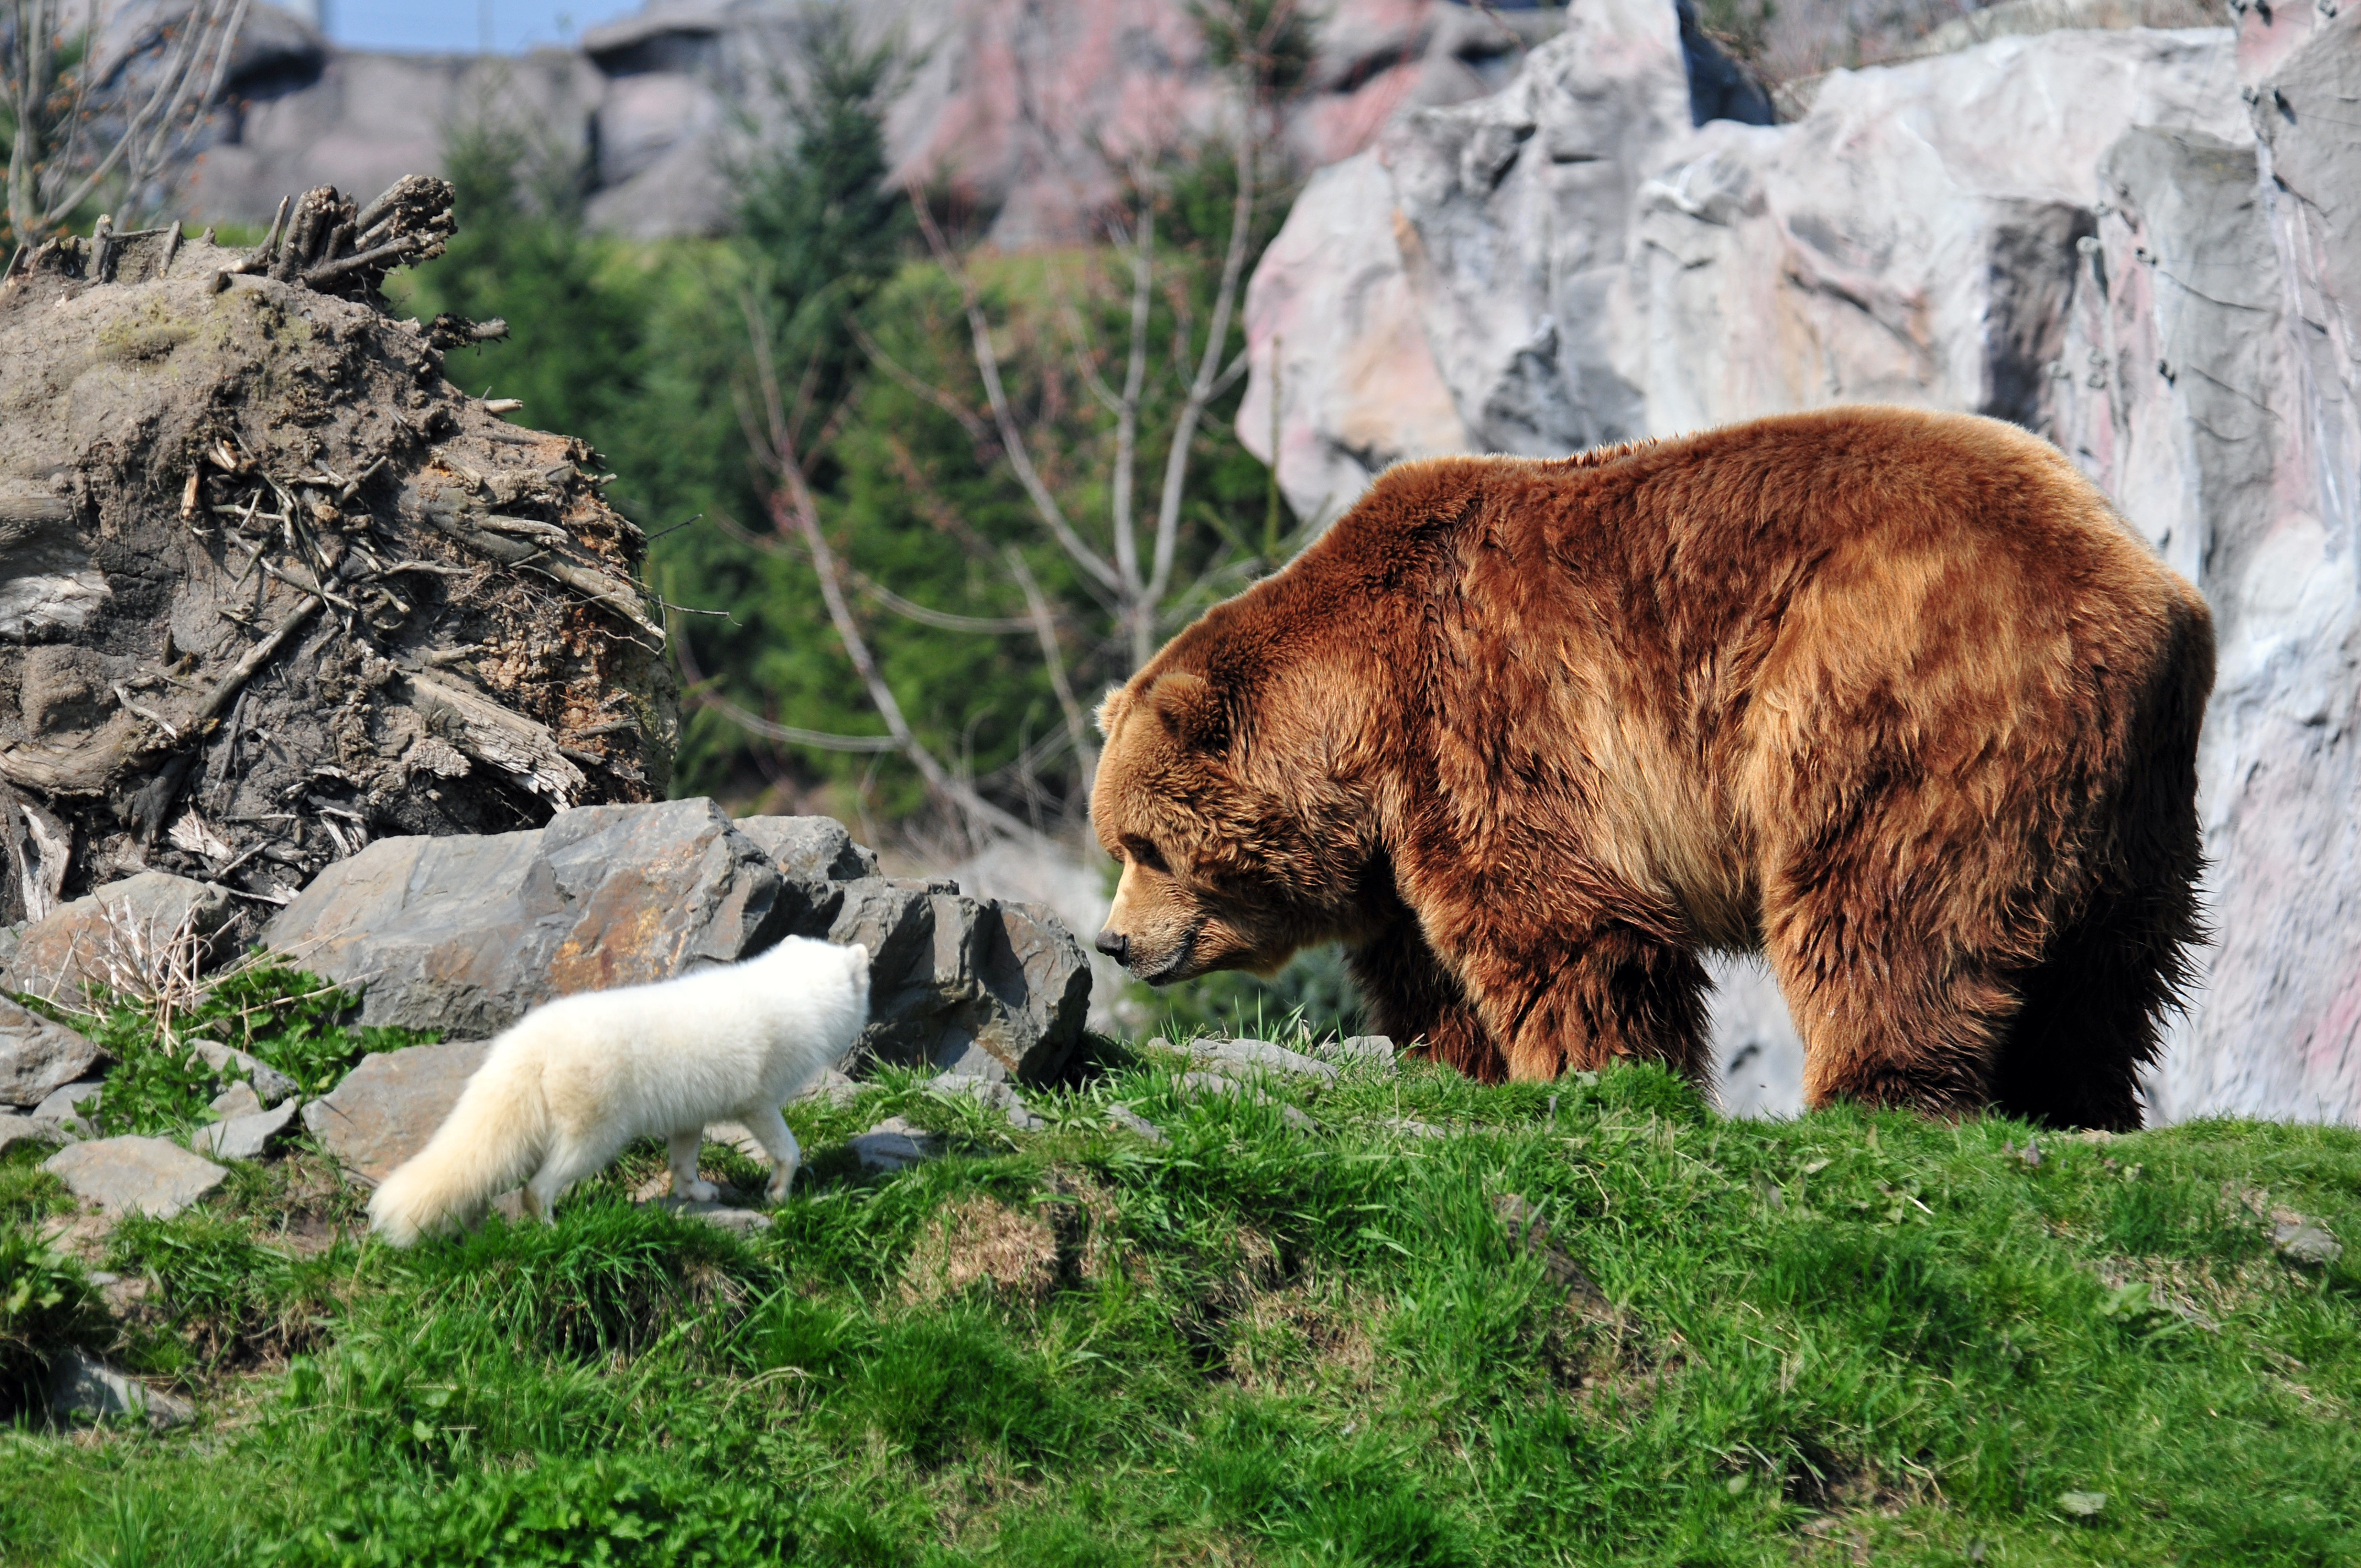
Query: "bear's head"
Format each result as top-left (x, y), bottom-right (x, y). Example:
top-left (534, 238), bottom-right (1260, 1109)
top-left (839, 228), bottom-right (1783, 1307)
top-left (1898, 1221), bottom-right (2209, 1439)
top-left (1089, 666), bottom-right (1363, 984)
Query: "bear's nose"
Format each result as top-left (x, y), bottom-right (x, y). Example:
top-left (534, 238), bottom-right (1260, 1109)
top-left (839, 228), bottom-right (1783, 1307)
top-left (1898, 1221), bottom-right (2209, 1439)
top-left (1096, 930), bottom-right (1129, 963)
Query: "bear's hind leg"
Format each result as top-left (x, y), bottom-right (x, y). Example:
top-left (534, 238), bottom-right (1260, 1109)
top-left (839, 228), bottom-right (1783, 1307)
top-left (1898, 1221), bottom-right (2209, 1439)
top-left (1988, 886), bottom-right (2192, 1131)
top-left (1764, 896), bottom-right (2015, 1118)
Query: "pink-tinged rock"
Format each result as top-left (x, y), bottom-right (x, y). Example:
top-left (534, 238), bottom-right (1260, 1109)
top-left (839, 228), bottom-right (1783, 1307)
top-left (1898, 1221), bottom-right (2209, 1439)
top-left (43, 1136), bottom-right (225, 1219)
top-left (1236, 153), bottom-right (1472, 522)
top-left (1, 872), bottom-right (235, 1008)
top-left (301, 1039), bottom-right (492, 1184)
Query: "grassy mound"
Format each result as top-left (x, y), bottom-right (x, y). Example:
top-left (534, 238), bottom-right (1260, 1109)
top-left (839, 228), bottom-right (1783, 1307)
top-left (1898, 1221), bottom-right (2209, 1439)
top-left (1, 1043), bottom-right (2355, 1564)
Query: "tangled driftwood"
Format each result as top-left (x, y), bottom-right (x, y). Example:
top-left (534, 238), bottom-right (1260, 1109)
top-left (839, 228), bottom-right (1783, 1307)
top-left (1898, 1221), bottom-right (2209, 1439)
top-left (0, 178), bottom-right (677, 934)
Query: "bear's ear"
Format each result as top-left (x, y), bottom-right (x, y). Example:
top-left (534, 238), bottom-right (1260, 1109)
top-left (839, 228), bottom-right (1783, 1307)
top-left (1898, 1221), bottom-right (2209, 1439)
top-left (1093, 684), bottom-right (1129, 740)
top-left (1146, 671), bottom-right (1227, 752)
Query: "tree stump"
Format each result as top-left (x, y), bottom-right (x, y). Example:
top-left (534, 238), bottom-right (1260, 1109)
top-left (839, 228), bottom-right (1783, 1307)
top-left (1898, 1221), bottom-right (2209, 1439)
top-left (0, 179), bottom-right (678, 933)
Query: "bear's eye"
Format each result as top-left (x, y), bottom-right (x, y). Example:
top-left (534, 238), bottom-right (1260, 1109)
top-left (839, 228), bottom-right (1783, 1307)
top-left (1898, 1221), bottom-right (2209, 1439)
top-left (1124, 836), bottom-right (1169, 874)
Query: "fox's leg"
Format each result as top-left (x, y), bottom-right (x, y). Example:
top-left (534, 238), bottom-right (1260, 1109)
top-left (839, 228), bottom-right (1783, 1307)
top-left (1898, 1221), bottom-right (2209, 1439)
top-left (523, 1134), bottom-right (616, 1223)
top-left (666, 1128), bottom-right (719, 1201)
top-left (741, 1105), bottom-right (802, 1202)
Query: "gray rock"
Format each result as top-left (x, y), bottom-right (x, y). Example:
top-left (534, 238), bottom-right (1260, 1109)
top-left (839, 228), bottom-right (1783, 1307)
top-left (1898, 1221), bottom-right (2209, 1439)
top-left (1384, 1117), bottom-right (1450, 1139)
top-left (32, 1079), bottom-right (102, 1123)
top-left (847, 1116), bottom-right (942, 1172)
top-left (0, 997), bottom-right (105, 1108)
top-left (934, 1074), bottom-right (1042, 1131)
top-left (0, 1110), bottom-right (71, 1155)
top-left (263, 799), bottom-right (796, 1038)
top-left (1105, 1103), bottom-right (1168, 1145)
top-left (792, 1068), bottom-right (861, 1108)
top-left (184, 1038), bottom-right (297, 1107)
top-left (2275, 1219), bottom-right (2342, 1267)
top-left (810, 879), bottom-right (1091, 1084)
top-left (46, 1348), bottom-right (193, 1429)
top-left (1193, 1038), bottom-right (1339, 1081)
top-left (734, 814), bottom-right (878, 883)
top-left (208, 1082), bottom-right (262, 1120)
top-left (1177, 1072), bottom-right (1319, 1131)
top-left (301, 1038), bottom-right (492, 1184)
top-left (262, 799), bottom-right (1091, 1087)
top-left (193, 1098), bottom-right (301, 1162)
top-left (644, 1196), bottom-right (774, 1234)
top-left (43, 1135), bottom-right (225, 1218)
top-left (1325, 1035), bottom-right (1399, 1069)
top-left (2, 872), bottom-right (234, 1006)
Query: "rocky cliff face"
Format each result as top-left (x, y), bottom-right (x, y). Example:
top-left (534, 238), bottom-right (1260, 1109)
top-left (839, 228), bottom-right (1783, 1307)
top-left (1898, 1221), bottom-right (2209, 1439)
top-left (164, 0), bottom-right (1563, 243)
top-left (1239, 0), bottom-right (2361, 1122)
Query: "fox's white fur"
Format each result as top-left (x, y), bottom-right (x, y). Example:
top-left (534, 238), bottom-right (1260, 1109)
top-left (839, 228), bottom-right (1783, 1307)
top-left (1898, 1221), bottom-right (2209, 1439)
top-left (367, 936), bottom-right (871, 1246)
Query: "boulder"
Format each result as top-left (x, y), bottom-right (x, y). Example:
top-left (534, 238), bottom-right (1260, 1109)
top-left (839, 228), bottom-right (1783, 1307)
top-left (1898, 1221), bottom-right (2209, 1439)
top-left (193, 1098), bottom-right (302, 1162)
top-left (264, 801), bottom-right (1093, 1087)
top-left (0, 997), bottom-right (105, 1108)
top-left (300, 1038), bottom-right (491, 1183)
top-left (1187, 1037), bottom-right (1339, 1081)
top-left (811, 877), bottom-right (1090, 1081)
top-left (264, 799), bottom-right (793, 1038)
top-left (1, 873), bottom-right (235, 1007)
top-left (735, 814), bottom-right (878, 883)
top-left (46, 1348), bottom-right (193, 1429)
top-left (208, 1082), bottom-right (263, 1120)
top-left (43, 1136), bottom-right (226, 1218)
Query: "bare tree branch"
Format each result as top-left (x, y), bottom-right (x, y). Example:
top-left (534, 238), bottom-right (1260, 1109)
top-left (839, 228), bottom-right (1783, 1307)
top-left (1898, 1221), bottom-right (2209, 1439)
top-left (1143, 128), bottom-right (1258, 655)
top-left (1106, 177), bottom-right (1154, 602)
top-left (851, 320), bottom-right (994, 448)
top-left (907, 185), bottom-right (1124, 595)
top-left (1007, 547), bottom-right (1096, 793)
top-left (767, 462), bottom-right (1057, 849)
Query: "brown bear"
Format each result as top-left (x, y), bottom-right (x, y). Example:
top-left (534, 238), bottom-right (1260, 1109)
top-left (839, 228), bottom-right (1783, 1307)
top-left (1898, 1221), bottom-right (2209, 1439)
top-left (1089, 405), bottom-right (2213, 1128)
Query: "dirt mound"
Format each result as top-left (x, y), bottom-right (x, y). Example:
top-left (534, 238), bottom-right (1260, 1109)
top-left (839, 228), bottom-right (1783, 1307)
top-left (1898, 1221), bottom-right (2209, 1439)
top-left (0, 182), bottom-right (677, 930)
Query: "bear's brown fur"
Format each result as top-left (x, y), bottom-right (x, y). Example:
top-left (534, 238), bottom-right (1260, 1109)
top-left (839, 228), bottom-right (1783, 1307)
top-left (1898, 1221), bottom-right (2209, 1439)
top-left (1090, 406), bottom-right (2213, 1127)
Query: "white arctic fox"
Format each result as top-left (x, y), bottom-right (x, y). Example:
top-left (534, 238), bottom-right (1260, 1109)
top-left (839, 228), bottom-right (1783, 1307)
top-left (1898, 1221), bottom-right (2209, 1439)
top-left (367, 936), bottom-right (871, 1246)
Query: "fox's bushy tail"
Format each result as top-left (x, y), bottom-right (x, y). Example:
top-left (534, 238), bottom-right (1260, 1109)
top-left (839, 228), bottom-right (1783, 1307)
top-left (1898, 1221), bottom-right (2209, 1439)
top-left (367, 1041), bottom-right (550, 1246)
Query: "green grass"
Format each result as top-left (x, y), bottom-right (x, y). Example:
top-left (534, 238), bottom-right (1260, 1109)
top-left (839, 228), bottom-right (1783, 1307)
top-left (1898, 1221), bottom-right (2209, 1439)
top-left (2, 1045), bottom-right (2357, 1565)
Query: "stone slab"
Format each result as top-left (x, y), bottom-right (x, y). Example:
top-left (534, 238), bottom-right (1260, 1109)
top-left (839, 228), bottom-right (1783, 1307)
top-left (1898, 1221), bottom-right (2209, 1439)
top-left (32, 1079), bottom-right (102, 1123)
top-left (301, 1038), bottom-right (492, 1184)
top-left (1105, 1103), bottom-right (1167, 1146)
top-left (848, 1116), bottom-right (942, 1172)
top-left (1192, 1038), bottom-right (1337, 1081)
top-left (43, 1135), bottom-right (226, 1218)
top-left (47, 1348), bottom-right (193, 1428)
top-left (193, 1097), bottom-right (301, 1162)
top-left (0, 997), bottom-right (105, 1108)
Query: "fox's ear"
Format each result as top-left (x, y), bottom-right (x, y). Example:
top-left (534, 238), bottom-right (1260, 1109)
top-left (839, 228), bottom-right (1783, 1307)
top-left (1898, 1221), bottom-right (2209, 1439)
top-left (1147, 670), bottom-right (1227, 752)
top-left (846, 942), bottom-right (869, 970)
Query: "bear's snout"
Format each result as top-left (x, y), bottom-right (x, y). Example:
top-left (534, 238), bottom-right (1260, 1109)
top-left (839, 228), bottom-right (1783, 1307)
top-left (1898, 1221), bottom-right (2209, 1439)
top-left (1095, 929), bottom-right (1129, 964)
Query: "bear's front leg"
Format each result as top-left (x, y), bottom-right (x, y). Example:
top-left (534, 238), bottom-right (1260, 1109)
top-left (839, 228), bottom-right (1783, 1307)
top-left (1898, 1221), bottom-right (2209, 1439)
top-left (1349, 916), bottom-right (1504, 1082)
top-left (1442, 907), bottom-right (1713, 1085)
